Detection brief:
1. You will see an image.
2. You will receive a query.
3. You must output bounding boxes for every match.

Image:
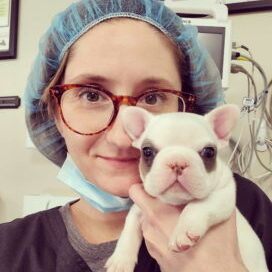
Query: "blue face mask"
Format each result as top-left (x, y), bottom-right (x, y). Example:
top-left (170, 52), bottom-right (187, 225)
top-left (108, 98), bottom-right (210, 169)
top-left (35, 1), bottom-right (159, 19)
top-left (57, 154), bottom-right (133, 213)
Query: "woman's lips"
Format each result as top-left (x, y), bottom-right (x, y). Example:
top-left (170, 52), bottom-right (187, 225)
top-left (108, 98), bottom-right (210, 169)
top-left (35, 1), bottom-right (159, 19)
top-left (97, 156), bottom-right (139, 168)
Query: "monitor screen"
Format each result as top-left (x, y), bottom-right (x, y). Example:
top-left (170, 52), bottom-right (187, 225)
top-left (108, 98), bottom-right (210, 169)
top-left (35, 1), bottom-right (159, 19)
top-left (180, 18), bottom-right (231, 89)
top-left (197, 26), bottom-right (225, 78)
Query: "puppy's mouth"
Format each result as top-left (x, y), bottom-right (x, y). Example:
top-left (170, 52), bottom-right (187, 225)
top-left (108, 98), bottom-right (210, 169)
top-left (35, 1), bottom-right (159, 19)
top-left (160, 179), bottom-right (189, 195)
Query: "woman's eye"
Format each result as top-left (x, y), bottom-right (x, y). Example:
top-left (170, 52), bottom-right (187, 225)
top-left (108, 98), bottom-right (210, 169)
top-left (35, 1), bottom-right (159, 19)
top-left (144, 94), bottom-right (158, 105)
top-left (83, 91), bottom-right (100, 101)
top-left (141, 93), bottom-right (166, 105)
top-left (79, 88), bottom-right (105, 102)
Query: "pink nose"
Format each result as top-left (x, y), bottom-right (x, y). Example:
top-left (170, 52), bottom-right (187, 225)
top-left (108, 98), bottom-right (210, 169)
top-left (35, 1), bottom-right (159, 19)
top-left (169, 163), bottom-right (188, 175)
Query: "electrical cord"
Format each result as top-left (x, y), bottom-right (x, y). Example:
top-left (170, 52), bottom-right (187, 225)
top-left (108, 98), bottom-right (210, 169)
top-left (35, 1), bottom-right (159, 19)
top-left (229, 53), bottom-right (272, 178)
top-left (232, 53), bottom-right (269, 131)
top-left (232, 52), bottom-right (268, 89)
top-left (233, 54), bottom-right (271, 126)
top-left (249, 139), bottom-right (272, 181)
top-left (232, 42), bottom-right (255, 75)
top-left (244, 93), bottom-right (272, 173)
top-left (231, 64), bottom-right (257, 100)
top-left (266, 79), bottom-right (272, 128)
top-left (268, 79), bottom-right (272, 89)
top-left (227, 109), bottom-right (246, 166)
top-left (240, 110), bottom-right (256, 175)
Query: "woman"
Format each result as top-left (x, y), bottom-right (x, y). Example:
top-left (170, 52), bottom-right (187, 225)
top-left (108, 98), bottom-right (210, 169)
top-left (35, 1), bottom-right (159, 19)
top-left (0, 0), bottom-right (271, 271)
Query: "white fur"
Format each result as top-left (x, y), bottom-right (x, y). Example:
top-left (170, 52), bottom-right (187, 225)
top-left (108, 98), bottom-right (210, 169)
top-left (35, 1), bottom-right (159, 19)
top-left (106, 105), bottom-right (268, 272)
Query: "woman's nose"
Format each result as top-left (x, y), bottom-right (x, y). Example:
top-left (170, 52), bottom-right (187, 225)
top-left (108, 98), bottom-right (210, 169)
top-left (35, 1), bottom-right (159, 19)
top-left (105, 105), bottom-right (133, 148)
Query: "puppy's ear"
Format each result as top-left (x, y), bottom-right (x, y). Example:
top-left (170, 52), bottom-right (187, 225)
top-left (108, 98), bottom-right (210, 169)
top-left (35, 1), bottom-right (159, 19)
top-left (205, 104), bottom-right (240, 148)
top-left (121, 106), bottom-right (153, 141)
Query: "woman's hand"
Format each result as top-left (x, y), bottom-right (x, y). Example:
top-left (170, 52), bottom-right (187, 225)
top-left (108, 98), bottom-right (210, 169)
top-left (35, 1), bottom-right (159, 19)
top-left (129, 184), bottom-right (248, 272)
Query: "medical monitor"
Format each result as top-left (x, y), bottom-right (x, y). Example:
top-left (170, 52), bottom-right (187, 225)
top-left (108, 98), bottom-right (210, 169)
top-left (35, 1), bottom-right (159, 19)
top-left (179, 17), bottom-right (231, 90)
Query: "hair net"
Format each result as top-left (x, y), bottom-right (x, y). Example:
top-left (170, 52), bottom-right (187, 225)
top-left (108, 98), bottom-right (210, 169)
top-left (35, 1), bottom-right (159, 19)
top-left (24, 0), bottom-right (224, 167)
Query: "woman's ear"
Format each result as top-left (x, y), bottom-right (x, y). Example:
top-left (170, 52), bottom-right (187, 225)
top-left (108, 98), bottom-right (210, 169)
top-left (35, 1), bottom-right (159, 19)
top-left (205, 104), bottom-right (240, 148)
top-left (121, 106), bottom-right (153, 142)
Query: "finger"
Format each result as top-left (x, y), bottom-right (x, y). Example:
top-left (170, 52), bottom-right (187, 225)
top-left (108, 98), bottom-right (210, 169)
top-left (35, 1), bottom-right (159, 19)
top-left (129, 184), bottom-right (158, 215)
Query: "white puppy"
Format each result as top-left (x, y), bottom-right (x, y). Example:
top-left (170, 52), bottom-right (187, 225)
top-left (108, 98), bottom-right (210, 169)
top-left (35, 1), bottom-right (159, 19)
top-left (106, 105), bottom-right (268, 272)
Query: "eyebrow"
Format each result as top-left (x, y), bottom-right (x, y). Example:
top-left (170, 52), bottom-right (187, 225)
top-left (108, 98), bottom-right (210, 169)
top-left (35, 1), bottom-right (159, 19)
top-left (67, 74), bottom-right (179, 90)
top-left (139, 77), bottom-right (179, 89)
top-left (67, 74), bottom-right (110, 84)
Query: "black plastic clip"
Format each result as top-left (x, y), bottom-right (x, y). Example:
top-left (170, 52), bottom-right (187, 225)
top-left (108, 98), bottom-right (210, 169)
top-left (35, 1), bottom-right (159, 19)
top-left (0, 96), bottom-right (21, 109)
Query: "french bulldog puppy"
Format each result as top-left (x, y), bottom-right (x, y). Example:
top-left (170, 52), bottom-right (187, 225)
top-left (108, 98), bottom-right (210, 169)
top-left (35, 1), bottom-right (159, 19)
top-left (106, 105), bottom-right (268, 272)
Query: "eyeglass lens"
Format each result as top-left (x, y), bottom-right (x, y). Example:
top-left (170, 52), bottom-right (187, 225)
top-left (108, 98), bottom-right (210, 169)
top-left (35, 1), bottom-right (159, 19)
top-left (60, 86), bottom-right (186, 134)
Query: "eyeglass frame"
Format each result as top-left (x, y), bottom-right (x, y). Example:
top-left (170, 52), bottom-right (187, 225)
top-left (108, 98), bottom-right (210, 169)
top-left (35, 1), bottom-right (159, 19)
top-left (49, 84), bottom-right (196, 136)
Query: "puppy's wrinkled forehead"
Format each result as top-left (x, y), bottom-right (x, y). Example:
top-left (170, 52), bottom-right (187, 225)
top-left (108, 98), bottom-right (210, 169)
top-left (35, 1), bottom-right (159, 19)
top-left (143, 112), bottom-right (215, 149)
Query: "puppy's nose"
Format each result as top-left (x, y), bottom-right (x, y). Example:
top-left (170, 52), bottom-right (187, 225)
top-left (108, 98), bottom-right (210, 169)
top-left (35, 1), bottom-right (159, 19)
top-left (169, 163), bottom-right (188, 175)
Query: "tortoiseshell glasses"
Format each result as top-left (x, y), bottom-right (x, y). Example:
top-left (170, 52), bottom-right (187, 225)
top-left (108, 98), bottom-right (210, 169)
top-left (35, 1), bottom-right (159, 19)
top-left (50, 84), bottom-right (196, 135)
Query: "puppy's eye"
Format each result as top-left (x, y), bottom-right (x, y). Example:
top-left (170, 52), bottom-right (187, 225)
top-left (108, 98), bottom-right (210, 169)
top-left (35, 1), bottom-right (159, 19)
top-left (200, 146), bottom-right (216, 159)
top-left (142, 146), bottom-right (156, 159)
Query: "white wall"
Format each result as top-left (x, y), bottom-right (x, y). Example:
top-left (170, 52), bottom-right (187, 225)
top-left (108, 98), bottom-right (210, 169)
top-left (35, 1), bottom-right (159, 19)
top-left (0, 0), bottom-right (78, 223)
top-left (0, 1), bottom-right (271, 223)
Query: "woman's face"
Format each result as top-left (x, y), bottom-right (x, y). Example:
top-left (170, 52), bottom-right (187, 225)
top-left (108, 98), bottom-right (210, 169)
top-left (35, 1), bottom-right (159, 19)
top-left (56, 19), bottom-right (182, 197)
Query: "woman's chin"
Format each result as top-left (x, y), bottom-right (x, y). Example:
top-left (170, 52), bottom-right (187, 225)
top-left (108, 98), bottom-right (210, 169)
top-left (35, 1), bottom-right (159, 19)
top-left (100, 177), bottom-right (141, 197)
top-left (83, 167), bottom-right (142, 197)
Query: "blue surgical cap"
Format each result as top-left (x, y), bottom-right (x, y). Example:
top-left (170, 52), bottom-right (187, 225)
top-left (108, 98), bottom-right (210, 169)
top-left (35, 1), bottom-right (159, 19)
top-left (24, 0), bottom-right (223, 166)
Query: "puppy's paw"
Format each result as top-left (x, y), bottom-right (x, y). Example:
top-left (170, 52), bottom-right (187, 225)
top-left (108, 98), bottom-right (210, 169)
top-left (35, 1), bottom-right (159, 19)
top-left (168, 225), bottom-right (204, 252)
top-left (168, 212), bottom-right (209, 252)
top-left (105, 253), bottom-right (137, 272)
top-left (168, 229), bottom-right (194, 252)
